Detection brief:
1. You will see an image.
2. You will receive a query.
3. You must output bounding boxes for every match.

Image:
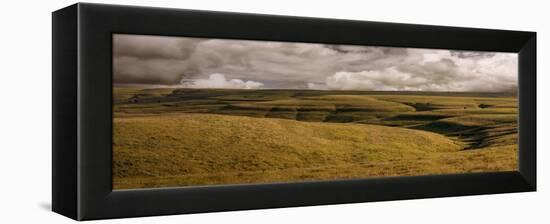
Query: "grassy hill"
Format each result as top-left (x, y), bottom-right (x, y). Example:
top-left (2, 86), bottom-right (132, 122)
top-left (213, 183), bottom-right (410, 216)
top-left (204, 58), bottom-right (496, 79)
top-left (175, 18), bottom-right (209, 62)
top-left (113, 113), bottom-right (516, 189)
top-left (112, 88), bottom-right (518, 189)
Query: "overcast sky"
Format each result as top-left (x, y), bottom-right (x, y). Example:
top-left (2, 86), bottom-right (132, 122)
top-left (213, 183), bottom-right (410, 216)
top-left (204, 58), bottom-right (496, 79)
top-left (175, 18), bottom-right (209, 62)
top-left (113, 34), bottom-right (517, 92)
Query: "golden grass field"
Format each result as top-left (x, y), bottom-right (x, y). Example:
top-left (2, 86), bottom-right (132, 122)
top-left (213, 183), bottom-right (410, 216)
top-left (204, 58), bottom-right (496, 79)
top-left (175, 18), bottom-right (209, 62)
top-left (113, 88), bottom-right (518, 189)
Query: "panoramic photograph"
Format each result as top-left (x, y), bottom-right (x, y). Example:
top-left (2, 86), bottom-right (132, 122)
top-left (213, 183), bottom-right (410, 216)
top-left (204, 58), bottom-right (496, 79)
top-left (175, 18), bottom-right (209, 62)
top-left (112, 34), bottom-right (518, 189)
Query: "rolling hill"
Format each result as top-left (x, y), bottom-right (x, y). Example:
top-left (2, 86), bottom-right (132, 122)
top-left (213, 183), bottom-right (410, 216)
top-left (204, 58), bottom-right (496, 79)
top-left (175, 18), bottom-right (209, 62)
top-left (113, 112), bottom-right (516, 189)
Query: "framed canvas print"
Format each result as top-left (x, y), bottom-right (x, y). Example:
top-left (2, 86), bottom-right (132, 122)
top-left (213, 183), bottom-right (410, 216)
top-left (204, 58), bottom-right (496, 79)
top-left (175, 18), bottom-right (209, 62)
top-left (52, 3), bottom-right (536, 220)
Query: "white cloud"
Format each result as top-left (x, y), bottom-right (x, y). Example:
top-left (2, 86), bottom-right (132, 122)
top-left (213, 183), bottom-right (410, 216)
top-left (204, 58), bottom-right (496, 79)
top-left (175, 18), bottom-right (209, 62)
top-left (181, 73), bottom-right (264, 89)
top-left (322, 68), bottom-right (426, 91)
top-left (321, 60), bottom-right (515, 92)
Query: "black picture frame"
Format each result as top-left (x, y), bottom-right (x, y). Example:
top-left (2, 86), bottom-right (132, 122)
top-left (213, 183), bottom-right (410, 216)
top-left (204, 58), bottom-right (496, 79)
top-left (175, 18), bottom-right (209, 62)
top-left (52, 3), bottom-right (536, 221)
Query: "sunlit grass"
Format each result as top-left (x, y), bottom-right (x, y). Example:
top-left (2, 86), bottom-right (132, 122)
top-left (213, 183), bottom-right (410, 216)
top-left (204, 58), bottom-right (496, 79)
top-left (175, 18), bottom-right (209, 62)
top-left (112, 88), bottom-right (518, 189)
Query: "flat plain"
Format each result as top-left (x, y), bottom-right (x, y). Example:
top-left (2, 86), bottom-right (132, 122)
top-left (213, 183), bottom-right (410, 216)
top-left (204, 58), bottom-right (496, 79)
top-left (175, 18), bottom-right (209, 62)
top-left (112, 88), bottom-right (518, 189)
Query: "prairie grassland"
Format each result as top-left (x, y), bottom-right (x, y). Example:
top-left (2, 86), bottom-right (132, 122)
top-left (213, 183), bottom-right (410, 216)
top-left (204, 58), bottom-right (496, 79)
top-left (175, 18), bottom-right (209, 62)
top-left (112, 88), bottom-right (518, 189)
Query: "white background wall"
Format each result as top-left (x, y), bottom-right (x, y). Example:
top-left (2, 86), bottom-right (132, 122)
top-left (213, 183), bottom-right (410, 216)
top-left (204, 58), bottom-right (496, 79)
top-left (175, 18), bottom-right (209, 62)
top-left (0, 0), bottom-right (546, 223)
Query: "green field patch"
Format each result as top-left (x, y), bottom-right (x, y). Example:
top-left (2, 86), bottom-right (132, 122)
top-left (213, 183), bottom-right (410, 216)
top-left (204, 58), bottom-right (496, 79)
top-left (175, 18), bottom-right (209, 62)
top-left (371, 95), bottom-right (484, 111)
top-left (265, 111), bottom-right (298, 120)
top-left (384, 113), bottom-right (452, 121)
top-left (296, 111), bottom-right (330, 122)
top-left (306, 95), bottom-right (415, 112)
top-left (441, 114), bottom-right (517, 126)
top-left (432, 107), bottom-right (517, 115)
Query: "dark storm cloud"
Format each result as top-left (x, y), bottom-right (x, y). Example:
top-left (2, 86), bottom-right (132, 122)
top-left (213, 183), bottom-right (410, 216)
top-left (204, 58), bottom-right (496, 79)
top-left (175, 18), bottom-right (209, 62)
top-left (113, 35), bottom-right (203, 59)
top-left (113, 34), bottom-right (517, 92)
